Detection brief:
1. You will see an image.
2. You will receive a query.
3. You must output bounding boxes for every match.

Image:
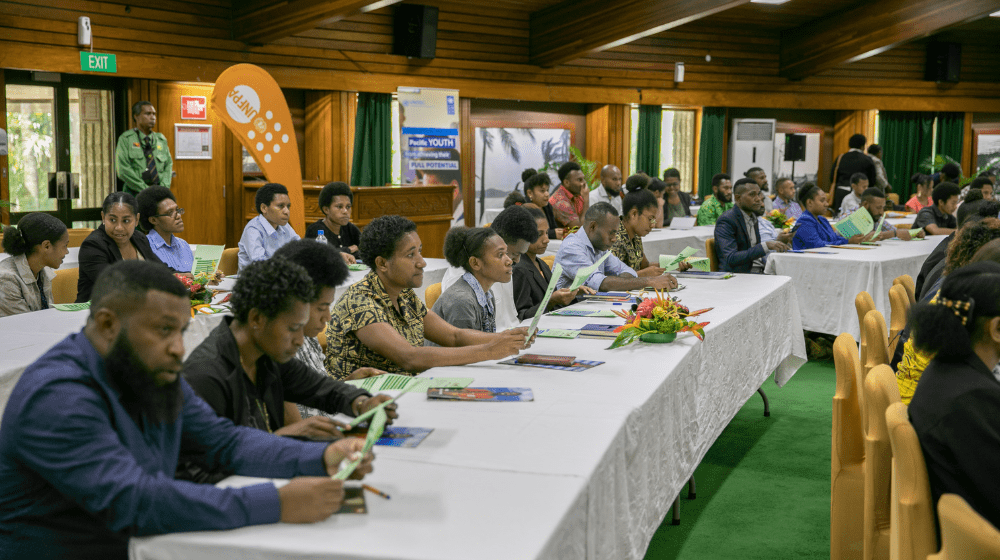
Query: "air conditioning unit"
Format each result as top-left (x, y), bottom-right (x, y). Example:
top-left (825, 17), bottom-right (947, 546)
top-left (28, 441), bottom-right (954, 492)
top-left (729, 118), bottom-right (776, 181)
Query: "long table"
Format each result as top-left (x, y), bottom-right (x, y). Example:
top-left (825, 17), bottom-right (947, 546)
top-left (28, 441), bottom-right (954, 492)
top-left (764, 236), bottom-right (945, 338)
top-left (545, 226), bottom-right (716, 260)
top-left (130, 274), bottom-right (807, 560)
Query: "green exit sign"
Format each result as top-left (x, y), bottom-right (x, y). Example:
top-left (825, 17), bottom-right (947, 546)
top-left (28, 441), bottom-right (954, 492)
top-left (80, 52), bottom-right (117, 73)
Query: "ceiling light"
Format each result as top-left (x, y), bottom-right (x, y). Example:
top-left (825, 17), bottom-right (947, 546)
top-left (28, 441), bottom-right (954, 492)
top-left (751, 0), bottom-right (792, 4)
top-left (991, 10), bottom-right (1000, 16)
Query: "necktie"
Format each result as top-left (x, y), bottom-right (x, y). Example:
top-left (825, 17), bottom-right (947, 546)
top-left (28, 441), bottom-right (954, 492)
top-left (142, 136), bottom-right (159, 186)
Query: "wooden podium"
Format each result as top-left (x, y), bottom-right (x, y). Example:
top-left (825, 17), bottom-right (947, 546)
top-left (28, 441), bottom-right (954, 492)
top-left (241, 183), bottom-right (454, 258)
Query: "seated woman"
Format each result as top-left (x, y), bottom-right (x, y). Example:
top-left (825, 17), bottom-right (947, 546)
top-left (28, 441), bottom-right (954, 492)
top-left (431, 227), bottom-right (511, 335)
top-left (0, 213), bottom-right (69, 316)
top-left (77, 192), bottom-right (165, 302)
top-left (612, 188), bottom-right (687, 276)
top-left (792, 183), bottom-right (871, 250)
top-left (908, 261), bottom-right (1000, 529)
top-left (324, 215), bottom-right (531, 379)
top-left (522, 171), bottom-right (559, 239)
top-left (905, 173), bottom-right (933, 213)
top-left (135, 186), bottom-right (194, 272)
top-left (513, 207), bottom-right (591, 321)
top-left (180, 257), bottom-right (394, 482)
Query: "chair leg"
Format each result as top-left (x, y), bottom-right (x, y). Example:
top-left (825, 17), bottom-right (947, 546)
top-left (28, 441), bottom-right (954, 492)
top-left (672, 494), bottom-right (681, 525)
top-left (757, 387), bottom-right (770, 417)
top-left (687, 475), bottom-right (696, 499)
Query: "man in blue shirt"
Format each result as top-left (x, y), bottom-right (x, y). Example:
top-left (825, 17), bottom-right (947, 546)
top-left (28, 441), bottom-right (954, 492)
top-left (238, 182), bottom-right (300, 271)
top-left (554, 202), bottom-right (678, 292)
top-left (0, 261), bottom-right (373, 560)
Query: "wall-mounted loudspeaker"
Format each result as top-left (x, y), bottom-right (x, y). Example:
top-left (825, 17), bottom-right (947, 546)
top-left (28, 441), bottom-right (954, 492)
top-left (394, 4), bottom-right (438, 59)
top-left (784, 134), bottom-right (806, 162)
top-left (925, 42), bottom-right (961, 83)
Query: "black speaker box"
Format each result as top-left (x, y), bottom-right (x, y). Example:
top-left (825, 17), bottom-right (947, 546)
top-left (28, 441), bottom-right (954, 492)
top-left (925, 42), bottom-right (961, 83)
top-left (784, 134), bottom-right (806, 162)
top-left (394, 4), bottom-right (438, 59)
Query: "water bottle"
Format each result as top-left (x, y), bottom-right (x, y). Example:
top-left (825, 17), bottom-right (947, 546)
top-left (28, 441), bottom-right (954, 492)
top-left (316, 230), bottom-right (327, 245)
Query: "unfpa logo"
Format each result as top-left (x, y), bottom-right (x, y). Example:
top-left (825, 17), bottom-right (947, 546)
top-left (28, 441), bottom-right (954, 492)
top-left (226, 85), bottom-right (259, 124)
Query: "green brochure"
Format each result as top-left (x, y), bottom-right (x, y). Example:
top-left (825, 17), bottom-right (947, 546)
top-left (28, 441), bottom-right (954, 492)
top-left (659, 246), bottom-right (699, 271)
top-left (347, 397), bottom-right (398, 428)
top-left (346, 374), bottom-right (472, 393)
top-left (536, 328), bottom-right (580, 339)
top-left (54, 302), bottom-right (90, 312)
top-left (833, 207), bottom-right (873, 238)
top-left (192, 245), bottom-right (225, 275)
top-left (907, 228), bottom-right (925, 239)
top-left (549, 308), bottom-right (617, 317)
top-left (348, 264), bottom-right (369, 271)
top-left (528, 263), bottom-right (563, 337)
top-left (334, 408), bottom-right (386, 480)
top-left (568, 254), bottom-right (609, 291)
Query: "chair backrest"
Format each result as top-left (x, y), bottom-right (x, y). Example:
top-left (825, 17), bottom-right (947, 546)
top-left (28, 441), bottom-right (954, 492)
top-left (705, 238), bottom-right (718, 272)
top-left (856, 291), bottom-right (876, 366)
top-left (425, 282), bottom-right (442, 309)
top-left (887, 193), bottom-right (900, 205)
top-left (893, 275), bottom-right (916, 306)
top-left (862, 309), bottom-right (890, 376)
top-left (885, 402), bottom-right (937, 560)
top-left (862, 365), bottom-right (901, 560)
top-left (51, 268), bottom-right (79, 304)
top-left (218, 248), bottom-right (239, 276)
top-left (887, 284), bottom-right (910, 357)
top-left (832, 333), bottom-right (866, 560)
top-left (67, 228), bottom-right (93, 248)
top-left (930, 494), bottom-right (1000, 560)
top-left (540, 255), bottom-right (555, 268)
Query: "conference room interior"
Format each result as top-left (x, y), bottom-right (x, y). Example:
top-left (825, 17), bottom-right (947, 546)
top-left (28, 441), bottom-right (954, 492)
top-left (3, 0), bottom-right (1000, 559)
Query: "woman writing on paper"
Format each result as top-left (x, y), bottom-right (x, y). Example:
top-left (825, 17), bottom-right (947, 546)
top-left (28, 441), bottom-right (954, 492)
top-left (792, 183), bottom-right (873, 250)
top-left (513, 208), bottom-right (592, 321)
top-left (0, 213), bottom-right (68, 316)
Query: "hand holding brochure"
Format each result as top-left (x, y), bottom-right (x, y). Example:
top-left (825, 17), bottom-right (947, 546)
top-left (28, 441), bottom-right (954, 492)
top-left (527, 263), bottom-right (563, 337)
top-left (568, 253), bottom-right (610, 291)
top-left (833, 208), bottom-right (874, 239)
top-left (658, 246), bottom-right (699, 271)
top-left (192, 245), bottom-right (225, 275)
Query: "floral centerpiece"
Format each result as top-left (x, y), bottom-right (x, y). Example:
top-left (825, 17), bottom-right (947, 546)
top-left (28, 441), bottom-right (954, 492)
top-left (767, 209), bottom-right (796, 230)
top-left (176, 272), bottom-right (214, 308)
top-left (608, 289), bottom-right (711, 348)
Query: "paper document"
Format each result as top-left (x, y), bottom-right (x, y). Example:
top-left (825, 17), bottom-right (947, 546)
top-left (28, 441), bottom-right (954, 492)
top-left (833, 208), bottom-right (874, 238)
top-left (527, 263), bottom-right (563, 337)
top-left (347, 397), bottom-right (398, 428)
top-left (54, 302), bottom-right (90, 312)
top-left (536, 328), bottom-right (580, 339)
top-left (670, 217), bottom-right (696, 230)
top-left (568, 254), bottom-right (609, 291)
top-left (874, 213), bottom-right (885, 235)
top-left (659, 246), bottom-right (699, 271)
top-left (335, 409), bottom-right (386, 480)
top-left (192, 245), bottom-right (225, 275)
top-left (346, 374), bottom-right (473, 394)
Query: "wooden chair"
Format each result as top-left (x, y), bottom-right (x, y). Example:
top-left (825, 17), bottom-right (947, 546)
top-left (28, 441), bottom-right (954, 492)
top-left (856, 291), bottom-right (876, 367)
top-left (540, 255), bottom-right (555, 268)
top-left (885, 402), bottom-right (937, 560)
top-left (862, 309), bottom-right (890, 377)
top-left (893, 275), bottom-right (916, 306)
top-left (929, 494), bottom-right (1000, 560)
top-left (887, 284), bottom-right (910, 357)
top-left (862, 365), bottom-right (901, 560)
top-left (425, 282), bottom-right (442, 309)
top-left (705, 238), bottom-right (718, 272)
top-left (218, 248), bottom-right (239, 276)
top-left (316, 324), bottom-right (328, 352)
top-left (67, 228), bottom-right (93, 248)
top-left (51, 268), bottom-right (79, 304)
top-left (831, 333), bottom-right (866, 560)
top-left (886, 193), bottom-right (900, 205)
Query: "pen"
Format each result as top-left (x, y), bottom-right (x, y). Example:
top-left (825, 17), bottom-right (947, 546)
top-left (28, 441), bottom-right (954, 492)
top-left (362, 484), bottom-right (391, 500)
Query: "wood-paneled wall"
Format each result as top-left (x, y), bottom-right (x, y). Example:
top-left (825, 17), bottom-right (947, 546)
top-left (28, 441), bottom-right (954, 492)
top-left (585, 104), bottom-right (631, 174)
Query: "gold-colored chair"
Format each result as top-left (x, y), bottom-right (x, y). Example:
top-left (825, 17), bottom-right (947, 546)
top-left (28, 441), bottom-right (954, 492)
top-left (218, 248), bottom-right (239, 276)
top-left (887, 193), bottom-right (900, 205)
top-left (856, 291), bottom-right (876, 367)
top-left (862, 365), bottom-right (901, 560)
top-left (862, 309), bottom-right (890, 377)
top-left (317, 324), bottom-right (328, 352)
top-left (540, 255), bottom-right (555, 268)
top-left (832, 333), bottom-right (866, 560)
top-left (51, 268), bottom-right (79, 304)
top-left (888, 284), bottom-right (910, 357)
top-left (67, 228), bottom-right (93, 248)
top-left (885, 402), bottom-right (937, 560)
top-left (893, 275), bottom-right (916, 306)
top-left (929, 494), bottom-right (1000, 560)
top-left (705, 238), bottom-right (718, 272)
top-left (425, 282), bottom-right (442, 309)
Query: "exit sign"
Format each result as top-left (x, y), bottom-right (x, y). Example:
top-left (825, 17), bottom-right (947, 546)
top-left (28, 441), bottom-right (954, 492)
top-left (80, 52), bottom-right (117, 73)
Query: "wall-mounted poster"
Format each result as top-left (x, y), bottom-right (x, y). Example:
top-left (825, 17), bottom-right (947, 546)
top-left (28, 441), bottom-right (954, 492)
top-left (398, 87), bottom-right (462, 224)
top-left (181, 95), bottom-right (207, 120)
top-left (174, 124), bottom-right (212, 160)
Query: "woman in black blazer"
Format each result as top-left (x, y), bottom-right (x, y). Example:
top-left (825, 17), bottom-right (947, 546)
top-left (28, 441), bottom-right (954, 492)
top-left (76, 192), bottom-right (167, 302)
top-left (512, 208), bottom-right (592, 320)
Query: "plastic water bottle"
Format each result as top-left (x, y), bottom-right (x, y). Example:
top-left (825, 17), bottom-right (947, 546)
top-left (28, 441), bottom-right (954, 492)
top-left (316, 230), bottom-right (327, 245)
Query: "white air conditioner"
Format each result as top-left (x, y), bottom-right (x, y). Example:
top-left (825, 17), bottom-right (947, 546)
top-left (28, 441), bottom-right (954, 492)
top-left (729, 118), bottom-right (776, 182)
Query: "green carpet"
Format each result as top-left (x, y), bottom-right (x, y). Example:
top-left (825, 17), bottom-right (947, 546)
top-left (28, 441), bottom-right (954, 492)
top-left (644, 360), bottom-right (835, 560)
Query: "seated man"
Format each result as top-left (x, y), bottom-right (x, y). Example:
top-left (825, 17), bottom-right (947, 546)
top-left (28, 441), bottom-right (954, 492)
top-left (913, 182), bottom-right (961, 236)
top-left (695, 173), bottom-right (733, 226)
top-left (0, 261), bottom-right (372, 559)
top-left (661, 168), bottom-right (693, 228)
top-left (324, 215), bottom-right (530, 379)
top-left (304, 181), bottom-right (361, 264)
top-left (554, 202), bottom-right (678, 292)
top-left (513, 207), bottom-right (590, 321)
top-left (238, 182), bottom-right (299, 271)
top-left (590, 164), bottom-right (623, 214)
top-left (441, 204), bottom-right (538, 331)
top-left (771, 177), bottom-right (803, 221)
top-left (846, 187), bottom-right (926, 242)
top-left (836, 172), bottom-right (869, 219)
top-left (745, 167), bottom-right (774, 213)
top-left (914, 200), bottom-right (1000, 298)
top-left (180, 257), bottom-right (394, 482)
top-left (136, 186), bottom-right (195, 273)
top-left (715, 178), bottom-right (790, 273)
top-left (548, 161), bottom-right (589, 228)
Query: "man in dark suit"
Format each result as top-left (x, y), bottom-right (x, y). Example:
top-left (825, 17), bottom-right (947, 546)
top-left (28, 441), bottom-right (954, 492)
top-left (830, 133), bottom-right (876, 214)
top-left (715, 179), bottom-right (791, 274)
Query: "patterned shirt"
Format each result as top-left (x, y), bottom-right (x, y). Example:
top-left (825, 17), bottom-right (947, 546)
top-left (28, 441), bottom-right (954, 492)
top-left (548, 185), bottom-right (586, 227)
top-left (237, 214), bottom-right (300, 271)
top-left (772, 197), bottom-right (803, 221)
top-left (324, 271), bottom-right (428, 379)
top-left (611, 221), bottom-right (644, 271)
top-left (146, 229), bottom-right (194, 273)
top-left (695, 196), bottom-right (733, 226)
top-left (462, 271), bottom-right (496, 333)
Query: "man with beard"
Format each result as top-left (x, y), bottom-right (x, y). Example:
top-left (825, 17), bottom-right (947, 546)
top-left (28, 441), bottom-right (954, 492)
top-left (590, 164), bottom-right (623, 214)
top-left (0, 261), bottom-right (374, 560)
top-left (695, 173), bottom-right (734, 226)
top-left (850, 187), bottom-right (925, 242)
top-left (744, 167), bottom-right (774, 213)
top-left (715, 178), bottom-right (790, 273)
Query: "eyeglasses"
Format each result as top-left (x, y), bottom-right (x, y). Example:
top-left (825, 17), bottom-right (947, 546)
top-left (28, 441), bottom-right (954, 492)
top-left (154, 208), bottom-right (185, 218)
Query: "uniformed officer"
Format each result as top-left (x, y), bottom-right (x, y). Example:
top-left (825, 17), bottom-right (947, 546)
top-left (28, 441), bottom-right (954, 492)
top-left (115, 101), bottom-right (172, 195)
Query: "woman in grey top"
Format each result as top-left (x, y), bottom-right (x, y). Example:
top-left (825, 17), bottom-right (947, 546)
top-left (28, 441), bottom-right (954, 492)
top-left (431, 227), bottom-right (514, 336)
top-left (0, 213), bottom-right (69, 317)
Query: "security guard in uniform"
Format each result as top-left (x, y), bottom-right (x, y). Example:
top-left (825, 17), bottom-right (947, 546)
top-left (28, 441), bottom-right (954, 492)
top-left (115, 101), bottom-right (173, 195)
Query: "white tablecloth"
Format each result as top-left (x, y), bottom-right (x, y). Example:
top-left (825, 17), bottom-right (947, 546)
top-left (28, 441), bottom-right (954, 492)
top-left (763, 236), bottom-right (944, 338)
top-left (130, 274), bottom-right (806, 560)
top-left (545, 226), bottom-right (716, 260)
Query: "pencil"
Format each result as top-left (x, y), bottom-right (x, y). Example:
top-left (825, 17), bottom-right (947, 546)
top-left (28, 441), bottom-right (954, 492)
top-left (362, 484), bottom-right (391, 500)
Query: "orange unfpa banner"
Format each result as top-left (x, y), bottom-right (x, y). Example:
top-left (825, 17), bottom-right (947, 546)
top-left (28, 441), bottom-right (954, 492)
top-left (211, 64), bottom-right (304, 235)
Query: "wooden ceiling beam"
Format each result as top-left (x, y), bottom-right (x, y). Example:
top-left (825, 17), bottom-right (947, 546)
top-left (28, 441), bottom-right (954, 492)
top-left (234, 0), bottom-right (403, 45)
top-left (780, 0), bottom-right (1000, 80)
top-left (529, 0), bottom-right (750, 68)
